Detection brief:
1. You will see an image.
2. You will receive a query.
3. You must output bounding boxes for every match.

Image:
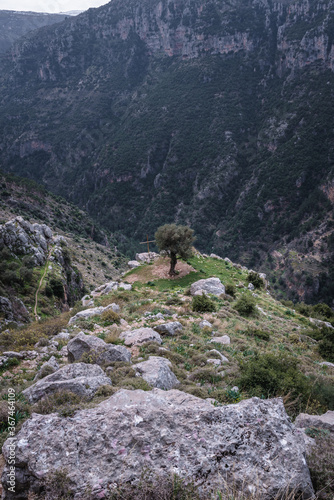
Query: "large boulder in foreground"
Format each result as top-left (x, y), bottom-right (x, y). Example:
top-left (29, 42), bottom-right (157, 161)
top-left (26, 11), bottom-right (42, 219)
top-left (2, 390), bottom-right (314, 499)
top-left (67, 331), bottom-right (131, 364)
top-left (22, 363), bottom-right (111, 403)
top-left (190, 277), bottom-right (225, 296)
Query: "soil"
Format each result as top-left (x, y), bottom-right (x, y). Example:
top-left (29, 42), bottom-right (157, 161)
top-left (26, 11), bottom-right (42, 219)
top-left (126, 257), bottom-right (195, 283)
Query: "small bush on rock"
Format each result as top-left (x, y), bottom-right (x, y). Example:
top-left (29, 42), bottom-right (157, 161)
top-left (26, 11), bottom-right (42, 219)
top-left (191, 294), bottom-right (216, 313)
top-left (100, 309), bottom-right (120, 325)
top-left (247, 271), bottom-right (264, 289)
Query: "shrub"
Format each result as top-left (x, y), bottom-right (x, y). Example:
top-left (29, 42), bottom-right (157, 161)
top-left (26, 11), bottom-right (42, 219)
top-left (249, 329), bottom-right (270, 341)
top-left (49, 278), bottom-right (64, 299)
top-left (247, 271), bottom-right (264, 289)
top-left (318, 327), bottom-right (334, 362)
top-left (32, 390), bottom-right (82, 417)
top-left (225, 283), bottom-right (236, 297)
top-left (100, 309), bottom-right (120, 325)
top-left (234, 295), bottom-right (256, 316)
top-left (191, 294), bottom-right (216, 313)
top-left (189, 368), bottom-right (223, 385)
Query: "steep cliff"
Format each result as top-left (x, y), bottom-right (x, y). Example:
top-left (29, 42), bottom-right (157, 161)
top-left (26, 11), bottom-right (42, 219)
top-left (1, 0), bottom-right (334, 303)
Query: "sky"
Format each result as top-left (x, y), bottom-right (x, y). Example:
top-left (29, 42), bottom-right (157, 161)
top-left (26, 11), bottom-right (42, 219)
top-left (0, 0), bottom-right (108, 13)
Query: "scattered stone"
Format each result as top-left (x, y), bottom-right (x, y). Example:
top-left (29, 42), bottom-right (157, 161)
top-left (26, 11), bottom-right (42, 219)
top-left (199, 320), bottom-right (213, 329)
top-left (207, 358), bottom-right (221, 367)
top-left (2, 391), bottom-right (314, 499)
top-left (190, 277), bottom-right (225, 297)
top-left (231, 386), bottom-right (239, 393)
top-left (256, 306), bottom-right (267, 316)
top-left (119, 283), bottom-right (132, 291)
top-left (295, 410), bottom-right (334, 433)
top-left (208, 349), bottom-right (229, 363)
top-left (210, 253), bottom-right (223, 260)
top-left (120, 327), bottom-right (162, 346)
top-left (81, 295), bottom-right (94, 307)
top-left (248, 283), bottom-right (255, 291)
top-left (128, 260), bottom-right (140, 268)
top-left (210, 335), bottom-right (230, 345)
top-left (319, 361), bottom-right (334, 368)
top-left (69, 303), bottom-right (119, 324)
top-left (134, 356), bottom-right (179, 389)
top-left (67, 332), bottom-right (131, 364)
top-left (309, 317), bottom-right (334, 329)
top-left (2, 351), bottom-right (23, 359)
top-left (22, 363), bottom-right (111, 403)
top-left (33, 356), bottom-right (59, 381)
top-left (53, 330), bottom-right (70, 340)
top-left (135, 252), bottom-right (159, 263)
top-left (153, 321), bottom-right (183, 336)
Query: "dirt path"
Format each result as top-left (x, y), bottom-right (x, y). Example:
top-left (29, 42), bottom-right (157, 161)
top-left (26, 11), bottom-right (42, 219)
top-left (34, 249), bottom-right (51, 321)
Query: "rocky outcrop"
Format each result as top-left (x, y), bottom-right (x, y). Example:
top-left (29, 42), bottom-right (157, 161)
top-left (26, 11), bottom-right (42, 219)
top-left (33, 355), bottom-right (59, 381)
top-left (135, 252), bottom-right (160, 263)
top-left (120, 327), bottom-right (162, 346)
top-left (190, 277), bottom-right (225, 296)
top-left (0, 296), bottom-right (29, 329)
top-left (68, 303), bottom-right (120, 324)
top-left (0, 216), bottom-right (52, 265)
top-left (210, 335), bottom-right (231, 345)
top-left (295, 410), bottom-right (334, 433)
top-left (153, 321), bottom-right (183, 336)
top-left (1, 390), bottom-right (314, 499)
top-left (22, 362), bottom-right (111, 403)
top-left (134, 356), bottom-right (179, 389)
top-left (67, 331), bottom-right (131, 364)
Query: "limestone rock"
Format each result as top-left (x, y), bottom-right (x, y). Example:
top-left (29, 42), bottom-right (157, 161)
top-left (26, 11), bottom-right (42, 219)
top-left (33, 355), bottom-right (59, 381)
top-left (0, 296), bottom-right (29, 328)
top-left (22, 363), bottom-right (111, 403)
top-left (0, 216), bottom-right (52, 265)
top-left (319, 361), bottom-right (334, 368)
top-left (68, 303), bottom-right (119, 324)
top-left (207, 358), bottom-right (221, 367)
top-left (190, 277), bottom-right (225, 297)
top-left (309, 317), bottom-right (334, 329)
top-left (135, 252), bottom-right (159, 263)
top-left (134, 356), bottom-right (179, 389)
top-left (295, 410), bottom-right (334, 433)
top-left (153, 321), bottom-right (183, 336)
top-left (210, 253), bottom-right (223, 260)
top-left (210, 335), bottom-right (230, 345)
top-left (128, 260), bottom-right (140, 268)
top-left (208, 349), bottom-right (229, 363)
top-left (199, 320), bottom-right (213, 329)
top-left (120, 327), bottom-right (162, 346)
top-left (67, 332), bottom-right (131, 364)
top-left (1, 391), bottom-right (314, 499)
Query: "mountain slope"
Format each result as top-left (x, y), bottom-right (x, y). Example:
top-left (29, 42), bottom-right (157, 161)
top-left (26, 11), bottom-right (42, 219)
top-left (0, 10), bottom-right (67, 54)
top-left (1, 0), bottom-right (334, 302)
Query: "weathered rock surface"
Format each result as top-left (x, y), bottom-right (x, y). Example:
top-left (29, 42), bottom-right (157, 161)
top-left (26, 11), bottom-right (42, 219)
top-left (309, 317), bottom-right (334, 329)
top-left (208, 349), bottom-right (229, 363)
top-left (295, 410), bottom-right (334, 433)
top-left (68, 303), bottom-right (119, 324)
top-left (135, 252), bottom-right (159, 263)
top-left (134, 356), bottom-right (179, 389)
top-left (33, 355), bottom-right (59, 381)
top-left (0, 216), bottom-right (52, 265)
top-left (0, 296), bottom-right (29, 329)
top-left (199, 319), bottom-right (213, 329)
top-left (153, 321), bottom-right (183, 336)
top-left (67, 332), bottom-right (131, 364)
top-left (120, 327), bottom-right (162, 346)
top-left (128, 260), bottom-right (140, 268)
top-left (190, 277), bottom-right (225, 296)
top-left (210, 335), bottom-right (231, 345)
top-left (319, 361), bottom-right (334, 368)
top-left (1, 391), bottom-right (314, 499)
top-left (22, 363), bottom-right (111, 403)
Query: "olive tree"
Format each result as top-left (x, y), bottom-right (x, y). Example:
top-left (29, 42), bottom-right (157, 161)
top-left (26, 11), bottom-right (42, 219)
top-left (155, 224), bottom-right (195, 276)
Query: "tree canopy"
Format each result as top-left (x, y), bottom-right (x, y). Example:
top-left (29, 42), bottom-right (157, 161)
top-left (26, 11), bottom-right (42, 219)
top-left (155, 224), bottom-right (195, 276)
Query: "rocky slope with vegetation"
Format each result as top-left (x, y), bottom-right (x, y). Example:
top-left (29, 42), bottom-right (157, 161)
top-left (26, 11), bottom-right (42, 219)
top-left (0, 251), bottom-right (333, 498)
top-left (0, 10), bottom-right (67, 54)
top-left (1, 0), bottom-right (334, 303)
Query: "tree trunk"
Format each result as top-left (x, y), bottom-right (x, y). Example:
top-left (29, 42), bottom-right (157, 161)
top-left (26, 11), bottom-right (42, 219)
top-left (169, 252), bottom-right (177, 276)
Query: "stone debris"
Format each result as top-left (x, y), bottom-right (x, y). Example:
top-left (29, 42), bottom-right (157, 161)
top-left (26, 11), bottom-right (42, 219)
top-left (67, 331), bottom-right (131, 364)
top-left (210, 335), bottom-right (230, 345)
top-left (153, 321), bottom-right (183, 336)
top-left (69, 303), bottom-right (120, 324)
top-left (190, 277), bottom-right (225, 297)
top-left (120, 327), bottom-right (162, 346)
top-left (295, 410), bottom-right (334, 433)
top-left (134, 356), bottom-right (180, 389)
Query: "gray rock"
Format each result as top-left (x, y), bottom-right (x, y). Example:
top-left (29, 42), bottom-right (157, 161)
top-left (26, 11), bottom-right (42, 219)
top-left (22, 363), bottom-right (111, 403)
top-left (319, 361), bottom-right (334, 368)
top-left (53, 330), bottom-right (70, 340)
top-left (135, 252), bottom-right (159, 263)
top-left (153, 321), bottom-right (183, 336)
top-left (208, 349), bottom-right (229, 363)
top-left (210, 253), bottom-right (223, 260)
top-left (1, 391), bottom-right (314, 499)
top-left (120, 327), bottom-right (162, 346)
top-left (68, 303), bottom-right (119, 324)
top-left (2, 351), bottom-right (23, 359)
top-left (295, 410), bottom-right (334, 433)
top-left (67, 332), bottom-right (131, 364)
top-left (309, 317), bottom-right (334, 329)
top-left (0, 216), bottom-right (52, 265)
top-left (33, 356), bottom-right (59, 381)
top-left (128, 260), bottom-right (140, 268)
top-left (0, 296), bottom-right (29, 328)
top-left (199, 320), bottom-right (213, 329)
top-left (207, 358), bottom-right (221, 367)
top-left (134, 356), bottom-right (179, 389)
top-left (190, 277), bottom-right (225, 297)
top-left (210, 335), bottom-right (230, 345)
top-left (248, 283), bottom-right (255, 291)
top-left (118, 283), bottom-right (132, 291)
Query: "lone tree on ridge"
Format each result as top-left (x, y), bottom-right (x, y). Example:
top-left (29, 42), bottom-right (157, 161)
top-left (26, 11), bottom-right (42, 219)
top-left (155, 224), bottom-right (195, 276)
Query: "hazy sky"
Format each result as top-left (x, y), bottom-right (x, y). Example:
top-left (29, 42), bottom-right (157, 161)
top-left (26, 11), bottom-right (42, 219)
top-left (0, 0), bottom-right (108, 13)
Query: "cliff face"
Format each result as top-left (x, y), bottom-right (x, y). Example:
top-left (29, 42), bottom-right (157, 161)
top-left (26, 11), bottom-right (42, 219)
top-left (1, 0), bottom-right (334, 303)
